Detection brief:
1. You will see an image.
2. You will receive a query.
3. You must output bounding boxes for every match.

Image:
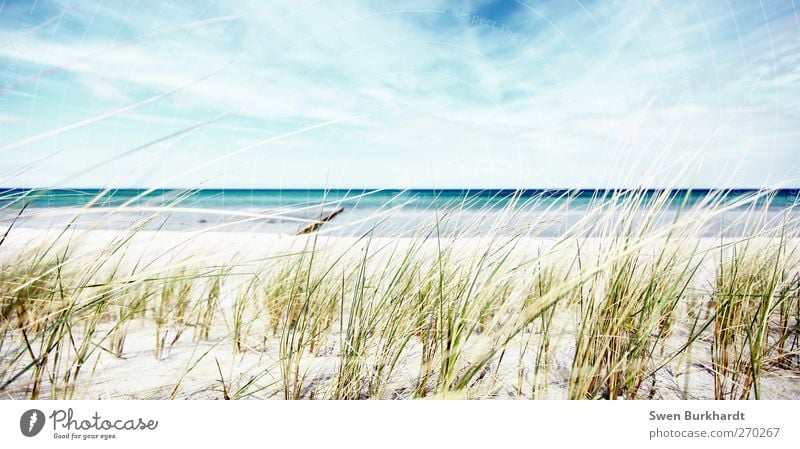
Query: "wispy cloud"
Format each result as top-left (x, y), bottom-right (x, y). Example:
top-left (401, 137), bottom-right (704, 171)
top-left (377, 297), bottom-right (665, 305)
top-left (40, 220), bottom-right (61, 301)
top-left (0, 0), bottom-right (798, 188)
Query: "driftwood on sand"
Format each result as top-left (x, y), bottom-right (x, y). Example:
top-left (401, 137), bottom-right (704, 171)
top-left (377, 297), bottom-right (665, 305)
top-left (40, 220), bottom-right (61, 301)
top-left (295, 207), bottom-right (345, 235)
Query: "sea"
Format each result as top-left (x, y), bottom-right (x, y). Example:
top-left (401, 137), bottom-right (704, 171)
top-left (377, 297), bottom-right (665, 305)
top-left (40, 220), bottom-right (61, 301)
top-left (1, 188), bottom-right (798, 237)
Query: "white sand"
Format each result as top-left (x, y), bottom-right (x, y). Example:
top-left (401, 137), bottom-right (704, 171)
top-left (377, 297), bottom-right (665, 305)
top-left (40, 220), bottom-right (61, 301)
top-left (1, 227), bottom-right (798, 400)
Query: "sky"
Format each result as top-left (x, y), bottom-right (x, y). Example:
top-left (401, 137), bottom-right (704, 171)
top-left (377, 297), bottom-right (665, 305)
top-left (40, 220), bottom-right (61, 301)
top-left (0, 0), bottom-right (798, 189)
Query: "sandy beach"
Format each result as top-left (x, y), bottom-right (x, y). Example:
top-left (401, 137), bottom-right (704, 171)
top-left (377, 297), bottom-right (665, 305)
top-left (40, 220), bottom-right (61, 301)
top-left (2, 224), bottom-right (797, 400)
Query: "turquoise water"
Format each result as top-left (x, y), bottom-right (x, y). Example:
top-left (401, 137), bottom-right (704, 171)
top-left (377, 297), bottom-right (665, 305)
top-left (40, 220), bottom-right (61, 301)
top-left (1, 188), bottom-right (798, 236)
top-left (1, 188), bottom-right (798, 210)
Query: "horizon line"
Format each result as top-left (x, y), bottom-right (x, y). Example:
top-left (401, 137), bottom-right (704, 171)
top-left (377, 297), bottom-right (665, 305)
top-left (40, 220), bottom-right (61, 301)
top-left (2, 187), bottom-right (799, 192)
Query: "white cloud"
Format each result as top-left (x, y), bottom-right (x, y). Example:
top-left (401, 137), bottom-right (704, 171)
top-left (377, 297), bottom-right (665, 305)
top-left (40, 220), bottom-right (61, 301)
top-left (0, 112), bottom-right (27, 124)
top-left (0, 0), bottom-right (798, 188)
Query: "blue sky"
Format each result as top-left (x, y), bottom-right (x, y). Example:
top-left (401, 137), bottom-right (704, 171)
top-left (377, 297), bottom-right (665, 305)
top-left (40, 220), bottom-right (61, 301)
top-left (0, 0), bottom-right (798, 189)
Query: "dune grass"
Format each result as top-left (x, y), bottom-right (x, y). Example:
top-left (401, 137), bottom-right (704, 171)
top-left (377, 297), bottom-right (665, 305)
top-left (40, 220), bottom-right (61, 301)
top-left (0, 188), bottom-right (798, 400)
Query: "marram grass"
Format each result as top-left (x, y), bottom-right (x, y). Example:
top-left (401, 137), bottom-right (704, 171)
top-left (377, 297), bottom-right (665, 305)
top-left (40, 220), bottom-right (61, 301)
top-left (0, 189), bottom-right (798, 399)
